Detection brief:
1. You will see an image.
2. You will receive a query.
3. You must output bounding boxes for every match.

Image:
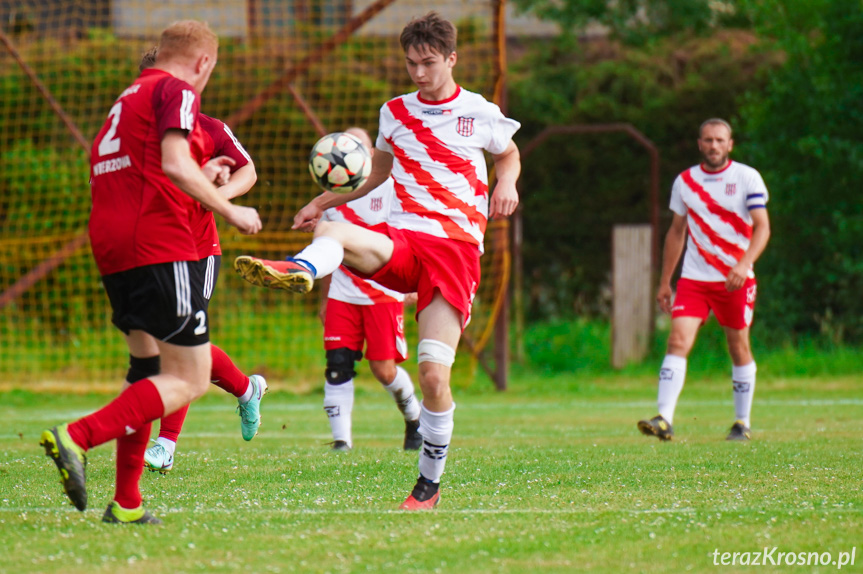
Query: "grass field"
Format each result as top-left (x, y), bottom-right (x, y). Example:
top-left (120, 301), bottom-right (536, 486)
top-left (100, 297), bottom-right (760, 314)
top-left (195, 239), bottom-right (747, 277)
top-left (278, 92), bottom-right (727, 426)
top-left (2, 371), bottom-right (862, 573)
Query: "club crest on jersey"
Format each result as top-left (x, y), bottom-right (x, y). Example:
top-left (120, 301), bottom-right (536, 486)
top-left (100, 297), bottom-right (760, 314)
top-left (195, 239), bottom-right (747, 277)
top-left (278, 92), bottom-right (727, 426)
top-left (725, 183), bottom-right (737, 196)
top-left (370, 197), bottom-right (383, 212)
top-left (456, 116), bottom-right (475, 137)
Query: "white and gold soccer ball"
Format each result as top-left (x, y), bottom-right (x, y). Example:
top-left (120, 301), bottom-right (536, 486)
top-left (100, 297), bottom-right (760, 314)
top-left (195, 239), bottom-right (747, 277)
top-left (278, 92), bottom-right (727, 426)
top-left (308, 132), bottom-right (372, 193)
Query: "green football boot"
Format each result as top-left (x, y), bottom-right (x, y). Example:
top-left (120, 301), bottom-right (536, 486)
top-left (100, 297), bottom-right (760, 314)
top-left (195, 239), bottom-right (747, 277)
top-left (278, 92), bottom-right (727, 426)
top-left (102, 501), bottom-right (162, 525)
top-left (238, 375), bottom-right (268, 441)
top-left (40, 424), bottom-right (88, 511)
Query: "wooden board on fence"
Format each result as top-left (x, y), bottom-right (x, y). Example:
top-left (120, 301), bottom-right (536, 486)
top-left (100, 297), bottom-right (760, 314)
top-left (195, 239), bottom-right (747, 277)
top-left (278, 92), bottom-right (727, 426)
top-left (612, 224), bottom-right (653, 368)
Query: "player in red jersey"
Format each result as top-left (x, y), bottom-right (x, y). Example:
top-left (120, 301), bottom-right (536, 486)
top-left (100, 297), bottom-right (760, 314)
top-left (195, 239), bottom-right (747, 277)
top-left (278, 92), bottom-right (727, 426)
top-left (234, 13), bottom-right (521, 510)
top-left (128, 48), bottom-right (268, 475)
top-left (39, 21), bottom-right (261, 524)
top-left (317, 127), bottom-right (421, 452)
top-left (638, 119), bottom-right (771, 442)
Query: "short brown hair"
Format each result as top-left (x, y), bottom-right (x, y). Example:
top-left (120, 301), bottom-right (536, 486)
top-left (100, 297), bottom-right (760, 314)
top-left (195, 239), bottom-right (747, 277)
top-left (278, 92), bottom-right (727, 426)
top-left (139, 46), bottom-right (158, 72)
top-left (157, 20), bottom-right (218, 63)
top-left (399, 12), bottom-right (456, 57)
top-left (699, 118), bottom-right (733, 138)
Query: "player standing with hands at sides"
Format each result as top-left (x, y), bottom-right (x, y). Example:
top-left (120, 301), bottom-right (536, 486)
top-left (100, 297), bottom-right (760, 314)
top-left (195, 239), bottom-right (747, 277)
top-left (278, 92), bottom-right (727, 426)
top-left (234, 12), bottom-right (521, 509)
top-left (40, 21), bottom-right (261, 524)
top-left (131, 48), bottom-right (269, 475)
top-left (316, 127), bottom-right (422, 453)
top-left (638, 119), bottom-right (770, 442)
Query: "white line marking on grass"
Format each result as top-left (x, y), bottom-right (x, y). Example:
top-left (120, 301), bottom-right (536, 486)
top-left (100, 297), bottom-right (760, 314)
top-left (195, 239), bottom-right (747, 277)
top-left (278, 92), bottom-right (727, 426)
top-left (2, 506), bottom-right (862, 516)
top-left (7, 398), bottom-right (863, 423)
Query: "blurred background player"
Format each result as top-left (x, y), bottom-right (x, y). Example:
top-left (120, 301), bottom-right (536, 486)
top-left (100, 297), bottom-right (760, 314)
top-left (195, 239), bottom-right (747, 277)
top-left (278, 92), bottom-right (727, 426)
top-left (638, 118), bottom-right (770, 442)
top-left (134, 47), bottom-right (268, 474)
top-left (39, 21), bottom-right (261, 525)
top-left (234, 12), bottom-right (521, 510)
top-left (316, 127), bottom-right (421, 452)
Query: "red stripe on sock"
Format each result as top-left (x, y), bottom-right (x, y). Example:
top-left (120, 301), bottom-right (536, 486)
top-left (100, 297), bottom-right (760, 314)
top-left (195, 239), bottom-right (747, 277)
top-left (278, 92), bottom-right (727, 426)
top-left (210, 344), bottom-right (249, 397)
top-left (158, 404), bottom-right (189, 443)
top-left (114, 422), bottom-right (151, 509)
top-left (67, 378), bottom-right (164, 450)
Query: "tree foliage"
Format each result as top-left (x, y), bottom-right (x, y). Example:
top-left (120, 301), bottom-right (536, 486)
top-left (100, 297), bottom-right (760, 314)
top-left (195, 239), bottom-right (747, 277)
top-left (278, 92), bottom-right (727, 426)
top-left (510, 0), bottom-right (863, 342)
top-left (738, 0), bottom-right (863, 341)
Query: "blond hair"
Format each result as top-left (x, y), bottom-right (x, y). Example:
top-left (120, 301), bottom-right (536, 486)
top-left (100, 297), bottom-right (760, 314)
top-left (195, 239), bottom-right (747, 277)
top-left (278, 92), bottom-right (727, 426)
top-left (157, 20), bottom-right (218, 63)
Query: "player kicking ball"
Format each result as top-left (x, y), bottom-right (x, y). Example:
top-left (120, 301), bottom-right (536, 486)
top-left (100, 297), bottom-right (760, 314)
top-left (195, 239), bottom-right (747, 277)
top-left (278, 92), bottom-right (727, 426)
top-left (638, 119), bottom-right (770, 442)
top-left (234, 12), bottom-right (521, 509)
top-left (316, 127), bottom-right (421, 453)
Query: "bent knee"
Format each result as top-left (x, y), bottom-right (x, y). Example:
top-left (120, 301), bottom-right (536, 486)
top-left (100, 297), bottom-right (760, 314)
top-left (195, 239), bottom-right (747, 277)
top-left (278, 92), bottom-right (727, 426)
top-left (666, 332), bottom-right (696, 356)
top-left (369, 361), bottom-right (396, 384)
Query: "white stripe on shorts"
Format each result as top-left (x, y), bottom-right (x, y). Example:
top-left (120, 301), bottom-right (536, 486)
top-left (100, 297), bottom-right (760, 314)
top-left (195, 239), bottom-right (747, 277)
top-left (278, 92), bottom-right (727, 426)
top-left (203, 256), bottom-right (215, 300)
top-left (173, 261), bottom-right (191, 317)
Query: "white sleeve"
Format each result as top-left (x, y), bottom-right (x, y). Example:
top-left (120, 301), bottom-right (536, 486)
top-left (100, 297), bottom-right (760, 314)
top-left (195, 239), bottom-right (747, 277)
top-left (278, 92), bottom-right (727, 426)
top-left (321, 207), bottom-right (334, 223)
top-left (484, 102), bottom-right (521, 155)
top-left (375, 103), bottom-right (394, 155)
top-left (745, 169), bottom-right (769, 209)
top-left (669, 176), bottom-right (687, 216)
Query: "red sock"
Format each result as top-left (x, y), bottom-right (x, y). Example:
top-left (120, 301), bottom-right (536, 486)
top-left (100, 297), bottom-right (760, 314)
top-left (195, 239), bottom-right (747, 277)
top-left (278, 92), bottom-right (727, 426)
top-left (210, 344), bottom-right (249, 397)
top-left (67, 379), bottom-right (164, 450)
top-left (158, 404), bottom-right (189, 443)
top-left (114, 422), bottom-right (151, 509)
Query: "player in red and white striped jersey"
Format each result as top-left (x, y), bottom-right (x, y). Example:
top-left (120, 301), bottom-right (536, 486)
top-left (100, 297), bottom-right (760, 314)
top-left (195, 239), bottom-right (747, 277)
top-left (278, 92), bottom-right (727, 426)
top-left (317, 127), bottom-right (421, 453)
top-left (638, 118), bottom-right (771, 443)
top-left (234, 13), bottom-right (521, 509)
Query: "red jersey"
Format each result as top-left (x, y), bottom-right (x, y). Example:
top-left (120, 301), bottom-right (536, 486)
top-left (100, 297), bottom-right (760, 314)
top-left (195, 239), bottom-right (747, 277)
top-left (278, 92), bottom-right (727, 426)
top-left (190, 114), bottom-right (252, 258)
top-left (89, 68), bottom-right (206, 276)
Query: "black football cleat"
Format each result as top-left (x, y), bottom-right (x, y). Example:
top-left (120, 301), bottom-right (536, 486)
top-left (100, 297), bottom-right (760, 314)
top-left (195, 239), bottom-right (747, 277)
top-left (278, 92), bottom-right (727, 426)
top-left (102, 502), bottom-right (162, 525)
top-left (40, 424), bottom-right (88, 511)
top-left (330, 440), bottom-right (351, 452)
top-left (726, 420), bottom-right (751, 441)
top-left (637, 415), bottom-right (674, 441)
top-left (403, 419), bottom-right (422, 451)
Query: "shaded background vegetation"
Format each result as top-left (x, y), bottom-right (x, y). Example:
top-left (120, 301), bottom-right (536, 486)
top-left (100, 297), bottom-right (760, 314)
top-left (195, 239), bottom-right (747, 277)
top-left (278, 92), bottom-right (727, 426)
top-left (509, 0), bottom-right (863, 344)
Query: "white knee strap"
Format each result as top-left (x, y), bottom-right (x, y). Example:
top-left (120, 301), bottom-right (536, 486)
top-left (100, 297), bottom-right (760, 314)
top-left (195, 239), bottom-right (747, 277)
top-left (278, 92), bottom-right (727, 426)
top-left (417, 339), bottom-right (456, 367)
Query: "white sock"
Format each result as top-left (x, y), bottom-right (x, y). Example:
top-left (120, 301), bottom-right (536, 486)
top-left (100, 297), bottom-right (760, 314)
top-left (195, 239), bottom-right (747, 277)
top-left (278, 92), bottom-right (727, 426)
top-left (155, 436), bottom-right (176, 456)
top-left (294, 236), bottom-right (344, 279)
top-left (417, 402), bottom-right (455, 483)
top-left (237, 379), bottom-right (253, 404)
top-left (657, 354), bottom-right (687, 425)
top-left (323, 381), bottom-right (354, 445)
top-left (383, 367), bottom-right (420, 421)
top-left (732, 362), bottom-right (757, 427)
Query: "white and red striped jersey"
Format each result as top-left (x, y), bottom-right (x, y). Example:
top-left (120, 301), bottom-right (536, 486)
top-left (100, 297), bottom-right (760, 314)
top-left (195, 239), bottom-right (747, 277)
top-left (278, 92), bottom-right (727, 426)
top-left (670, 161), bottom-right (769, 282)
top-left (322, 178), bottom-right (405, 306)
top-left (375, 86), bottom-right (520, 252)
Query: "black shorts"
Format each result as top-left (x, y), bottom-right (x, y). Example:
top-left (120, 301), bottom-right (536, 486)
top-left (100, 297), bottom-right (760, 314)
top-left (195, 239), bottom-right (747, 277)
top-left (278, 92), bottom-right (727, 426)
top-left (102, 260), bottom-right (211, 346)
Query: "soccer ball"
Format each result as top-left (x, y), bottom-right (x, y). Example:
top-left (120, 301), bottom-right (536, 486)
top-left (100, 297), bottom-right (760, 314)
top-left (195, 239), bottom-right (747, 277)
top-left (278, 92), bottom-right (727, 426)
top-left (308, 132), bottom-right (372, 193)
